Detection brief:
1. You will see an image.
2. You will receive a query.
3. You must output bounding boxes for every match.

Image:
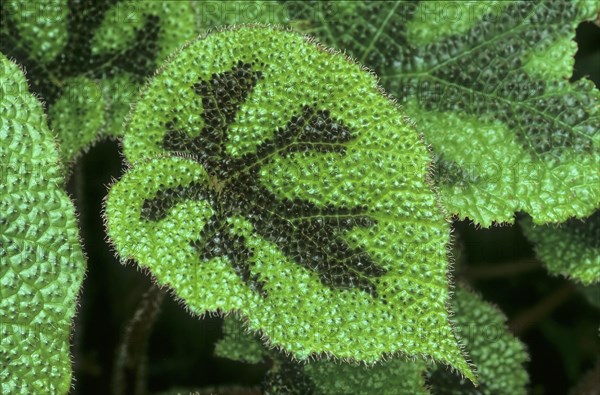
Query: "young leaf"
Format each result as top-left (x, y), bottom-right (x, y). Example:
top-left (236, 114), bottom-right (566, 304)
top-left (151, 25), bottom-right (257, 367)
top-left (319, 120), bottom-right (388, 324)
top-left (520, 211), bottom-right (600, 284)
top-left (0, 54), bottom-right (86, 394)
top-left (0, 0), bottom-right (198, 163)
top-left (105, 26), bottom-right (474, 379)
top-left (428, 287), bottom-right (529, 395)
top-left (286, 0), bottom-right (600, 226)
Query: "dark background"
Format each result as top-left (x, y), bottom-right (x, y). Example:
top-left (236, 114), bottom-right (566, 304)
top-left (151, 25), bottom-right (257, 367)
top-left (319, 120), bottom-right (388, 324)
top-left (68, 21), bottom-right (600, 395)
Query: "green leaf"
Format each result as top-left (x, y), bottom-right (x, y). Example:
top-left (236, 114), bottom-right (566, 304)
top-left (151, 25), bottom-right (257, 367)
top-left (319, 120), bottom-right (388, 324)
top-left (1, 0), bottom-right (198, 163)
top-left (217, 317), bottom-right (429, 395)
top-left (520, 211), bottom-right (600, 284)
top-left (0, 54), bottom-right (86, 394)
top-left (304, 359), bottom-right (429, 395)
top-left (105, 26), bottom-right (474, 379)
top-left (2, 1), bottom-right (292, 164)
top-left (192, 1), bottom-right (289, 26)
top-left (263, 357), bottom-right (430, 395)
top-left (216, 287), bottom-right (528, 395)
top-left (428, 287), bottom-right (529, 395)
top-left (214, 315), bottom-right (267, 364)
top-left (286, 0), bottom-right (600, 226)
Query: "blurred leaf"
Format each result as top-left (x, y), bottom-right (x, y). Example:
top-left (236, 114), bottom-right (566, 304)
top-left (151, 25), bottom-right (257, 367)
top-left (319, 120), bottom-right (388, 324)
top-left (521, 210), bottom-right (600, 284)
top-left (578, 284), bottom-right (600, 309)
top-left (155, 387), bottom-right (260, 395)
top-left (571, 359), bottom-right (600, 395)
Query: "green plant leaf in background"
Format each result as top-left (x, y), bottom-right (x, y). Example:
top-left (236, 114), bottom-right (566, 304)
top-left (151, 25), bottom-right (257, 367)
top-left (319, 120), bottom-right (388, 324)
top-left (214, 314), bottom-right (267, 365)
top-left (105, 26), bottom-right (474, 379)
top-left (428, 287), bottom-right (529, 395)
top-left (520, 210), bottom-right (600, 284)
top-left (0, 0), bottom-right (198, 163)
top-left (265, 357), bottom-right (430, 395)
top-left (0, 54), bottom-right (86, 394)
top-left (1, 1), bottom-right (292, 165)
top-left (285, 0), bottom-right (600, 227)
top-left (155, 387), bottom-right (260, 395)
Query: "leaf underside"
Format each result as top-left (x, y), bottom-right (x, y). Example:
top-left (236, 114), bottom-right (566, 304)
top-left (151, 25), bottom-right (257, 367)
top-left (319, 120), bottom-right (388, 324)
top-left (105, 26), bottom-right (474, 379)
top-left (0, 54), bottom-right (86, 394)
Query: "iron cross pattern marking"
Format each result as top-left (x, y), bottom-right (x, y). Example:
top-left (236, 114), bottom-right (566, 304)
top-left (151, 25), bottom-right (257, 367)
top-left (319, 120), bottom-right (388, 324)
top-left (140, 61), bottom-right (387, 298)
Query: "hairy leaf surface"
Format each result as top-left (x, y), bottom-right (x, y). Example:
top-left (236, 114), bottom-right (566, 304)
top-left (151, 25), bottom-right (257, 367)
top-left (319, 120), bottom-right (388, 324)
top-left (266, 358), bottom-right (429, 395)
top-left (105, 26), bottom-right (473, 378)
top-left (1, 1), bottom-right (292, 164)
top-left (0, 54), bottom-right (86, 394)
top-left (521, 210), bottom-right (600, 284)
top-left (428, 287), bottom-right (529, 395)
top-left (216, 287), bottom-right (528, 394)
top-left (215, 317), bottom-right (429, 395)
top-left (286, 0), bottom-right (600, 226)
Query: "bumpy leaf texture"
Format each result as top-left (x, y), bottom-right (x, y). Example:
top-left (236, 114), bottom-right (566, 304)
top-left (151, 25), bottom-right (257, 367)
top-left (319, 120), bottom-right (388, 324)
top-left (520, 210), bottom-right (600, 284)
top-left (215, 317), bottom-right (429, 395)
top-left (428, 287), bottom-right (529, 395)
top-left (156, 388), bottom-right (259, 395)
top-left (216, 287), bottom-right (528, 395)
top-left (266, 357), bottom-right (430, 395)
top-left (0, 55), bottom-right (86, 393)
top-left (285, 0), bottom-right (600, 226)
top-left (0, 0), bottom-right (197, 163)
top-left (105, 26), bottom-right (474, 379)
